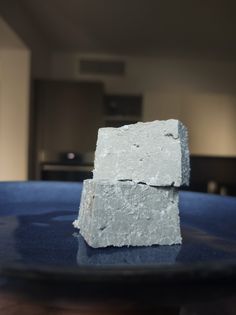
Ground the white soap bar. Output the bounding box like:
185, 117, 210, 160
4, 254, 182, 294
93, 119, 190, 187
73, 179, 182, 248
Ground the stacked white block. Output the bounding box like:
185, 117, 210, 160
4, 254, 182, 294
93, 120, 190, 187
73, 120, 190, 248
73, 180, 181, 248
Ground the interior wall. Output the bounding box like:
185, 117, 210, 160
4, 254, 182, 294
0, 1, 51, 78
0, 17, 26, 49
145, 92, 236, 156
51, 52, 236, 156
0, 19, 30, 180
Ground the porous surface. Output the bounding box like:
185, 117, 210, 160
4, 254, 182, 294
73, 179, 182, 248
93, 119, 190, 187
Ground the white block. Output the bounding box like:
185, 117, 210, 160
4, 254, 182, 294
93, 119, 190, 187
73, 179, 182, 248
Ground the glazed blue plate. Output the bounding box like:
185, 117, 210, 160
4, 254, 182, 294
0, 183, 236, 285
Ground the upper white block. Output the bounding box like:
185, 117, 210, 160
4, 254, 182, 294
93, 120, 190, 187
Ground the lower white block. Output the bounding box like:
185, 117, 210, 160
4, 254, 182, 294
73, 179, 182, 248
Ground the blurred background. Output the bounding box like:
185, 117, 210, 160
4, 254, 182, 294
0, 0, 236, 195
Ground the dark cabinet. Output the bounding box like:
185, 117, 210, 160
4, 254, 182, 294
104, 94, 142, 127
33, 80, 104, 179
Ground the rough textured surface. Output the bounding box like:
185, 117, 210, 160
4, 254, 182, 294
93, 119, 190, 187
73, 179, 182, 248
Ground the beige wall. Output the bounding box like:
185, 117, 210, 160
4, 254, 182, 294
51, 52, 236, 156
0, 18, 26, 49
0, 19, 30, 180
0, 3, 50, 78
145, 92, 236, 156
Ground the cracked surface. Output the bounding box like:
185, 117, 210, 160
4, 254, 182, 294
93, 119, 190, 187
74, 180, 182, 248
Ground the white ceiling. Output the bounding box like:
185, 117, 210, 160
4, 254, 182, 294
20, 0, 236, 56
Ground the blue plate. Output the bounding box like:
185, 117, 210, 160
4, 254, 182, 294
0, 190, 236, 285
